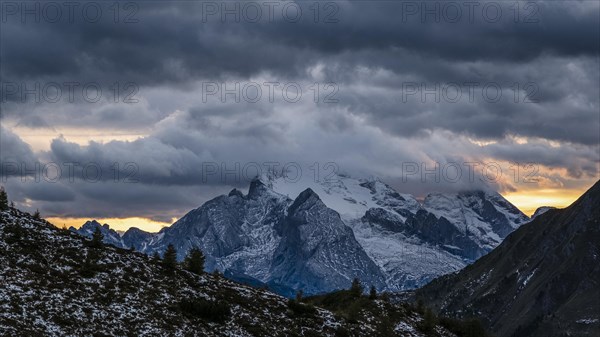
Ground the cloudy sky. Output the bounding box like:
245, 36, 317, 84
1, 0, 598, 231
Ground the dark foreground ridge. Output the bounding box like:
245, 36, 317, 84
1, 206, 480, 336
416, 180, 600, 337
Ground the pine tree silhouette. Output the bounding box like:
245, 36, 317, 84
183, 247, 205, 275
350, 278, 363, 297
369, 285, 377, 300
90, 227, 104, 248
0, 187, 8, 211
162, 244, 178, 272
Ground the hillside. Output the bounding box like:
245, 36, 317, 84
0, 205, 467, 336
415, 180, 600, 337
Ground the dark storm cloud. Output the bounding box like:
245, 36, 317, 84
332, 53, 600, 146
2, 1, 597, 145
0, 1, 598, 222
3, 177, 227, 222
2, 1, 598, 84
7, 181, 76, 202
0, 126, 38, 176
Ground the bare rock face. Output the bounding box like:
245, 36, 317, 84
270, 188, 386, 295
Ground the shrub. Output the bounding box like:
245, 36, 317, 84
439, 317, 489, 337
375, 317, 395, 337
417, 308, 436, 334
79, 255, 99, 278
346, 301, 362, 323
287, 299, 317, 317
179, 298, 231, 323
334, 326, 350, 337
4, 223, 26, 244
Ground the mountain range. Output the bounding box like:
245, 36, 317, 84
5, 175, 599, 336
72, 173, 529, 296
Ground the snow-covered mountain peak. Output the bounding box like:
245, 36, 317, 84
289, 188, 321, 210
247, 176, 290, 203
81, 219, 108, 230
263, 171, 421, 222
422, 189, 529, 249
71, 219, 126, 248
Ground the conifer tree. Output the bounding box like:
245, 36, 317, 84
90, 227, 104, 248
369, 285, 377, 300
33, 209, 41, 219
350, 278, 363, 297
295, 290, 304, 302
162, 244, 178, 272
0, 187, 8, 211
183, 247, 205, 274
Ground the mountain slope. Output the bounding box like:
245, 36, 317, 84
266, 172, 528, 289
415, 180, 600, 337
531, 206, 557, 219
0, 206, 460, 336
140, 180, 385, 296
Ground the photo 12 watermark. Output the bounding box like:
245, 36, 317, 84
200, 81, 339, 104
1, 161, 139, 183
400, 161, 540, 184
1, 1, 140, 24
400, 82, 539, 104
398, 1, 540, 24
1, 160, 541, 186
197, 1, 340, 23
0, 81, 140, 104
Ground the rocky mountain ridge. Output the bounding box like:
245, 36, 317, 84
73, 174, 529, 295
